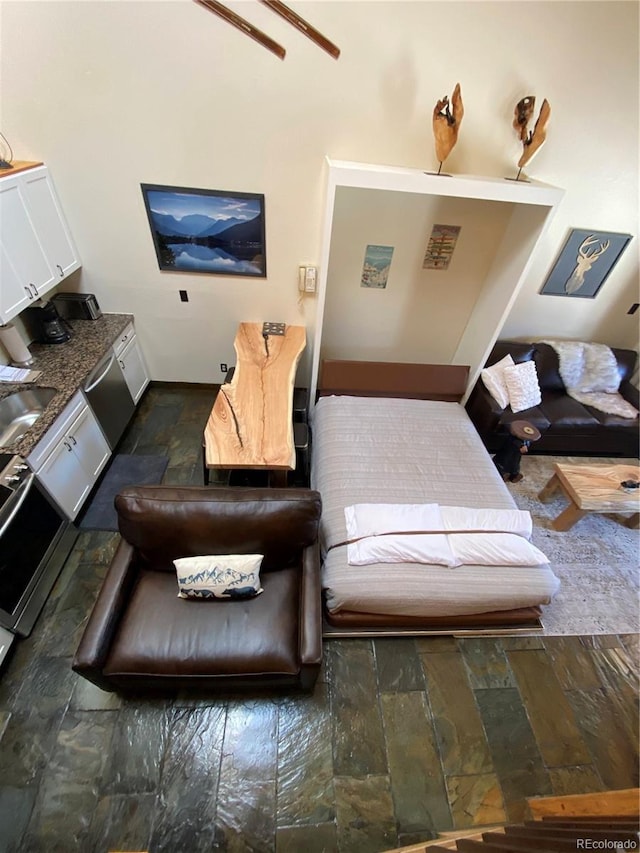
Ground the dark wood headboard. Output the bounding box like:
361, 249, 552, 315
318, 360, 470, 402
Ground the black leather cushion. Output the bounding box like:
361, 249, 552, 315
105, 566, 300, 679
534, 344, 565, 391
539, 391, 599, 428
498, 406, 550, 432
115, 487, 322, 572
583, 405, 640, 430
487, 341, 535, 367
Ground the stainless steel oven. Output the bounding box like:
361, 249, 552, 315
0, 454, 77, 644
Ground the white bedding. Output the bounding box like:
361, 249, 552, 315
344, 503, 548, 568
310, 395, 560, 618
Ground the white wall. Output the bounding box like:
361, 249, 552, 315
323, 188, 514, 363
1, 1, 638, 383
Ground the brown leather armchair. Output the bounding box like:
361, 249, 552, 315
73, 487, 323, 694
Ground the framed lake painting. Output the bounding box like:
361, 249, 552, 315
141, 184, 266, 277
539, 228, 632, 298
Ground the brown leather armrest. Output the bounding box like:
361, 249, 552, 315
72, 539, 137, 690
298, 542, 322, 687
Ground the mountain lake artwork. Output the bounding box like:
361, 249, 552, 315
141, 184, 267, 277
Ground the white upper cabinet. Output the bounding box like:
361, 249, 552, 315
20, 167, 81, 280
0, 176, 55, 319
0, 164, 81, 323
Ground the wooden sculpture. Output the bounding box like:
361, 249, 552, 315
513, 96, 551, 179
432, 83, 464, 173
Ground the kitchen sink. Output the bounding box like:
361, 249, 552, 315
0, 387, 57, 447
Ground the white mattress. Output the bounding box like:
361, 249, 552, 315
310, 395, 560, 618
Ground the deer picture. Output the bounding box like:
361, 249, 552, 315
564, 235, 610, 294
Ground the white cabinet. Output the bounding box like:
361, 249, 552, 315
113, 324, 150, 403
0, 176, 55, 319
27, 392, 110, 520
0, 164, 81, 323
20, 167, 81, 281
0, 243, 35, 320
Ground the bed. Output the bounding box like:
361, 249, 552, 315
310, 360, 561, 635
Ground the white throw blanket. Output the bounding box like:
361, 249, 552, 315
344, 503, 548, 568
542, 340, 639, 419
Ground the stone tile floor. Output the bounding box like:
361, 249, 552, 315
0, 386, 638, 853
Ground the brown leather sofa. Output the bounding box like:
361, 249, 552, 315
465, 340, 640, 457
73, 486, 323, 694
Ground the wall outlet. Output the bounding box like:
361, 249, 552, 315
220, 363, 228, 373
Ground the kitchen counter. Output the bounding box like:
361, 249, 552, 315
0, 313, 133, 457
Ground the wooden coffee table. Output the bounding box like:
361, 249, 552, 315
538, 462, 640, 531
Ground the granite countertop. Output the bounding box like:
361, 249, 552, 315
0, 313, 133, 458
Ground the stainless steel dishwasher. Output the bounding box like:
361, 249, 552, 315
83, 352, 136, 449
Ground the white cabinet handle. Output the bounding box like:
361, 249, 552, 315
24, 286, 34, 301
57, 264, 64, 276
63, 440, 72, 452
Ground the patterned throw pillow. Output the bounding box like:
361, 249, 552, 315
503, 361, 542, 413
480, 354, 514, 409
173, 554, 264, 600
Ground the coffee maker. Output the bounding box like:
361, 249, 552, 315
26, 300, 72, 344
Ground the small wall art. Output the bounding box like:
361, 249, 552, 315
361, 244, 394, 289
422, 224, 461, 270
141, 183, 266, 277
540, 228, 632, 298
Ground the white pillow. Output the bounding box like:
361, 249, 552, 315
345, 503, 442, 539
448, 533, 549, 567
480, 354, 514, 408
174, 554, 264, 600
347, 533, 456, 567
503, 361, 542, 413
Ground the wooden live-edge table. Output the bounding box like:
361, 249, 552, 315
204, 322, 305, 487
538, 462, 640, 531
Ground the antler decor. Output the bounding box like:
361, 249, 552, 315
432, 83, 464, 174
512, 95, 551, 180
564, 235, 610, 294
